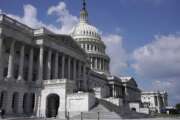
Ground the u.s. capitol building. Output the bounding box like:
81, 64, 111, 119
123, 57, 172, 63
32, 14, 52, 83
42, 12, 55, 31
0, 0, 168, 118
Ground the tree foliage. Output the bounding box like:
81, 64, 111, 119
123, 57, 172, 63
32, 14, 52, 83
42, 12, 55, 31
176, 103, 180, 111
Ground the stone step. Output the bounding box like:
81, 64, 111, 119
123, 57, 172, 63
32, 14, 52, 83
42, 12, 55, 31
72, 112, 122, 119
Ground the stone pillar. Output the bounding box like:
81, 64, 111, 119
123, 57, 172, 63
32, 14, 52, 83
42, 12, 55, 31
78, 61, 82, 78
7, 41, 15, 79
114, 86, 117, 98
125, 86, 128, 99
54, 52, 59, 79
61, 54, 65, 78
90, 57, 93, 69
107, 61, 109, 72
102, 59, 104, 71
68, 56, 71, 80
112, 85, 115, 97
0, 37, 3, 81
157, 95, 160, 112
77, 61, 82, 90
73, 59, 76, 80
99, 58, 102, 70
35, 93, 41, 116
47, 50, 52, 80
85, 43, 87, 51
6, 91, 13, 114
118, 87, 120, 97
28, 48, 34, 82
37, 46, 44, 84
17, 93, 24, 114
17, 45, 25, 81
83, 64, 87, 91
105, 61, 107, 72
95, 57, 97, 70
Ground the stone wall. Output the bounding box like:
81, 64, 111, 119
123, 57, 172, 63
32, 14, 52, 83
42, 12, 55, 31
67, 92, 96, 112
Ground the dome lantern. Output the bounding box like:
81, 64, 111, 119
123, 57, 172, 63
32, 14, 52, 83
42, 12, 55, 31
80, 0, 88, 23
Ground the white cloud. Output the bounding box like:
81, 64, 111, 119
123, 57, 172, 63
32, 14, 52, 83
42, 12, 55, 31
47, 2, 78, 34
132, 34, 180, 78
132, 34, 180, 105
7, 4, 44, 28
5, 2, 77, 34
102, 34, 128, 76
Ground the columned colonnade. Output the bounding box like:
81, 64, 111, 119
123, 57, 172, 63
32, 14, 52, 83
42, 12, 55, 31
0, 36, 87, 115
111, 84, 123, 98
38, 45, 87, 91
1, 38, 87, 88
89, 56, 109, 72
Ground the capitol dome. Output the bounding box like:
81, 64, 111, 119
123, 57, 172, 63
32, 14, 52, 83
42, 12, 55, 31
71, 22, 100, 39
71, 0, 110, 74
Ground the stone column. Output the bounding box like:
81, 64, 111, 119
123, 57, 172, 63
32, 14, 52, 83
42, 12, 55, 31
37, 46, 44, 84
118, 87, 120, 97
90, 57, 93, 69
47, 50, 52, 80
102, 59, 104, 71
78, 61, 82, 78
157, 95, 160, 112
77, 61, 82, 90
28, 48, 34, 82
95, 57, 97, 70
112, 85, 115, 97
54, 52, 59, 79
61, 54, 65, 78
17, 93, 24, 114
83, 64, 87, 91
68, 56, 71, 80
73, 59, 76, 80
7, 41, 15, 79
35, 93, 41, 116
125, 86, 128, 98
99, 59, 101, 70
105, 61, 107, 72
6, 91, 13, 114
97, 58, 99, 69
85, 43, 87, 51
0, 37, 3, 81
114, 86, 117, 98
107, 61, 109, 72
17, 45, 25, 81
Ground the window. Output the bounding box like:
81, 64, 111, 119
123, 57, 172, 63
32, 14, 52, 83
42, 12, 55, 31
87, 44, 89, 50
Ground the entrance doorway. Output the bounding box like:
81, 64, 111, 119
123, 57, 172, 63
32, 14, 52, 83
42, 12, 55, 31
46, 94, 60, 118
131, 107, 136, 112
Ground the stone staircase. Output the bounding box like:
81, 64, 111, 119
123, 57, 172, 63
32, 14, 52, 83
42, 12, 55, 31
72, 99, 123, 119
5, 98, 149, 120
72, 98, 149, 119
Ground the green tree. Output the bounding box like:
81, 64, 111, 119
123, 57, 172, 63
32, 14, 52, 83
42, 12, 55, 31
176, 103, 180, 112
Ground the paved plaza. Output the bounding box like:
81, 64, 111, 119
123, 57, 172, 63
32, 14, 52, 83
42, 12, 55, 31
1, 117, 180, 120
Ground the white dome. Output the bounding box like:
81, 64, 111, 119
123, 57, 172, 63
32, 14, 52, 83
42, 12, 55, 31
71, 22, 100, 39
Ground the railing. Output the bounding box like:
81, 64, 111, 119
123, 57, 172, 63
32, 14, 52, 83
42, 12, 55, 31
35, 112, 122, 120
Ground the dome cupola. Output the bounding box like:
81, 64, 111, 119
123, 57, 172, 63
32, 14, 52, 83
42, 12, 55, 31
80, 0, 88, 23
71, 0, 110, 74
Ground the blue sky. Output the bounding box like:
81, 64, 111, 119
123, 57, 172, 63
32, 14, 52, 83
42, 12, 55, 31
0, 0, 180, 105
